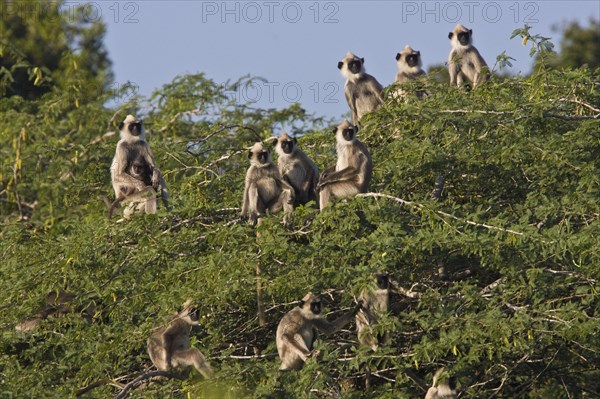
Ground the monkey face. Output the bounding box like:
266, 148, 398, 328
300, 293, 322, 315
128, 121, 143, 136
249, 143, 272, 166
189, 307, 200, 322
255, 149, 269, 164
347, 58, 363, 74
457, 30, 471, 46
376, 274, 390, 290
279, 138, 296, 155
406, 52, 420, 68
309, 300, 322, 315
341, 127, 356, 142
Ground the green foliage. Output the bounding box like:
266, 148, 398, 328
1, 23, 599, 399
0, 0, 112, 99
531, 18, 600, 71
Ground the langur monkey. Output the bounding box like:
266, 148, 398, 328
15, 291, 95, 332
147, 300, 213, 379
355, 273, 392, 351
241, 142, 295, 225
317, 119, 372, 210
394, 45, 428, 99
424, 368, 458, 399
276, 292, 362, 371
448, 24, 489, 87
274, 133, 319, 207
109, 115, 169, 218
338, 52, 384, 125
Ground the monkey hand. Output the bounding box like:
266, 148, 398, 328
353, 301, 364, 314
248, 213, 258, 226
152, 168, 162, 190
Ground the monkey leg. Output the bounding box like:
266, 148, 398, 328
319, 181, 360, 210
120, 186, 157, 218
144, 196, 157, 215
159, 178, 170, 209
279, 334, 312, 370
172, 348, 213, 379
269, 189, 294, 224
246, 185, 266, 224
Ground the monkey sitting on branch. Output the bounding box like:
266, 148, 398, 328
317, 119, 372, 210
105, 114, 169, 219
241, 142, 295, 225
448, 23, 490, 88
147, 300, 213, 379
276, 292, 362, 371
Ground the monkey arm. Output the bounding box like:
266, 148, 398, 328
370, 79, 385, 105
314, 303, 362, 335
278, 177, 295, 204
112, 144, 148, 189
283, 332, 313, 360
317, 166, 358, 189
319, 165, 336, 181
161, 329, 179, 368
141, 144, 165, 190
345, 84, 359, 124
448, 51, 461, 85
241, 180, 251, 216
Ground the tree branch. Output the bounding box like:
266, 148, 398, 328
114, 370, 180, 399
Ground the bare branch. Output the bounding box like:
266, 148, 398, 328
357, 193, 552, 242
114, 370, 180, 399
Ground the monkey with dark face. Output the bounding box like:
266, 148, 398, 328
338, 52, 384, 125
276, 293, 362, 370
274, 133, 319, 207
356, 273, 392, 351
393, 45, 428, 99
448, 24, 489, 87
317, 119, 372, 210
241, 142, 295, 225
147, 300, 213, 379
109, 115, 169, 218
425, 368, 457, 399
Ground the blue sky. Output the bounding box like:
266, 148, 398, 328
100, 1, 599, 120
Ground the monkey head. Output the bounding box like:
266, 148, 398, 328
338, 52, 364, 79
448, 24, 472, 47
248, 142, 272, 167
335, 119, 358, 145
181, 299, 201, 325
276, 133, 297, 156
299, 292, 322, 318
376, 273, 390, 290
396, 45, 422, 69
119, 114, 144, 139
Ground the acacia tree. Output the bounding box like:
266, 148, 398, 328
0, 25, 599, 399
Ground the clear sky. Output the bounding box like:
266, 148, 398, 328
100, 1, 599, 120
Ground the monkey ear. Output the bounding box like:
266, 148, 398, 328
448, 32, 453, 39
395, 53, 401, 61
354, 126, 360, 133
337, 61, 343, 70
332, 127, 338, 134
298, 300, 305, 308
360, 57, 365, 64
118, 122, 125, 130
247, 150, 253, 159
416, 51, 421, 56
469, 29, 473, 34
